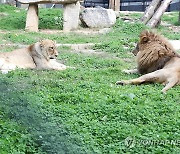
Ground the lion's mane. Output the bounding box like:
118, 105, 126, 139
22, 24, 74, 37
136, 30, 179, 74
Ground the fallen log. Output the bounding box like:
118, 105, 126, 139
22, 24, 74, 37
147, 0, 173, 28
140, 0, 161, 24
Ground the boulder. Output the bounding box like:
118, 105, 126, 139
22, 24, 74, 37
80, 8, 116, 28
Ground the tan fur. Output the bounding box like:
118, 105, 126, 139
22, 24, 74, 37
132, 30, 179, 74
117, 30, 180, 93
0, 39, 67, 73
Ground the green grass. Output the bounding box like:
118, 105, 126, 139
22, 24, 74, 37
162, 12, 180, 26
0, 5, 63, 30
0, 110, 43, 153
0, 4, 180, 154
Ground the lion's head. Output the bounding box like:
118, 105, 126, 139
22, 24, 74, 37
39, 39, 58, 60
132, 30, 179, 74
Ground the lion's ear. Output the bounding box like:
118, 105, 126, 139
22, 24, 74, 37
39, 40, 43, 47
140, 36, 149, 44
158, 50, 165, 57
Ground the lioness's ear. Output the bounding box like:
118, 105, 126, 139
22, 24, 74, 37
140, 36, 149, 43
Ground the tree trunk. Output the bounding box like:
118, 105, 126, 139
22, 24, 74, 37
147, 0, 172, 28
141, 0, 161, 24
179, 9, 180, 24
109, 0, 120, 11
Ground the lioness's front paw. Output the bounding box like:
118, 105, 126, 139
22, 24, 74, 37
67, 66, 76, 69
1, 70, 9, 74
56, 66, 67, 70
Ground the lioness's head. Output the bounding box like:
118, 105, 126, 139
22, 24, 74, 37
39, 39, 58, 60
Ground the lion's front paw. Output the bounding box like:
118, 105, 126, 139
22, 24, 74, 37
122, 69, 131, 74
116, 80, 129, 85
122, 69, 138, 74
161, 89, 167, 94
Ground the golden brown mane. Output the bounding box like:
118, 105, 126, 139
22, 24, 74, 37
136, 30, 179, 74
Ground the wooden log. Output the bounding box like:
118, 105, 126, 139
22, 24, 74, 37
109, 0, 120, 11
140, 0, 161, 24
147, 0, 173, 28
115, 0, 120, 11
179, 10, 180, 24
109, 0, 115, 10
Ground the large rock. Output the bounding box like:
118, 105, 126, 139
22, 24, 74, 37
80, 8, 116, 28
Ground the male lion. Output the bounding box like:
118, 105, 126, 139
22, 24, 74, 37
116, 30, 180, 93
0, 39, 67, 73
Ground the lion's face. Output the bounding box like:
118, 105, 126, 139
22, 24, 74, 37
40, 39, 58, 60
132, 43, 140, 56
132, 31, 151, 56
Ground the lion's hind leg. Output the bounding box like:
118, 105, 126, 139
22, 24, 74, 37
161, 77, 178, 93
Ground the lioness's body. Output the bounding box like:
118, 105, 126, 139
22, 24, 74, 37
0, 48, 36, 69
0, 39, 67, 73
116, 30, 180, 93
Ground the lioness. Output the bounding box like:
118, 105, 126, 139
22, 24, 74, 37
116, 30, 180, 93
0, 39, 67, 73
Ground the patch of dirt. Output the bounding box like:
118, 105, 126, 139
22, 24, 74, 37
119, 11, 143, 23
161, 21, 180, 33
0, 44, 26, 48
66, 49, 121, 60
168, 25, 180, 33
39, 28, 111, 35
0, 30, 8, 34
122, 58, 133, 63
57, 43, 97, 50
0, 12, 8, 17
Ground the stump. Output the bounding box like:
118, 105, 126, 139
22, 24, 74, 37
16, 0, 81, 32
63, 1, 80, 32
25, 4, 39, 32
